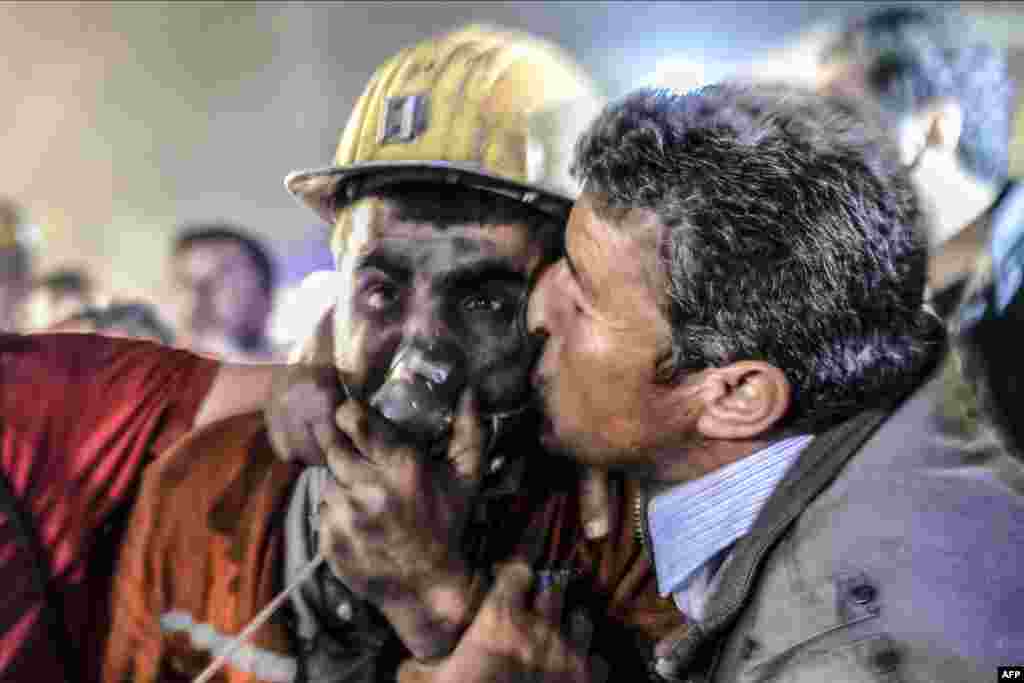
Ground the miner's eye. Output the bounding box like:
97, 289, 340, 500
461, 292, 512, 315
365, 282, 400, 312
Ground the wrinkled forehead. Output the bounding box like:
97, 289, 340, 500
337, 196, 547, 277
816, 58, 869, 101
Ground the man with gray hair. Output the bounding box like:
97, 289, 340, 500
382, 84, 1024, 682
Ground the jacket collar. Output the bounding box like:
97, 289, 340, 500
652, 407, 890, 680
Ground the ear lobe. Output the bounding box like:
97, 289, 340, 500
695, 362, 791, 441
907, 98, 963, 164
900, 98, 962, 170
925, 98, 963, 153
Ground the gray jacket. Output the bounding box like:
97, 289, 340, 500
655, 373, 1024, 682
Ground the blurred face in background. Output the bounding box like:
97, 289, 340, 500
170, 239, 270, 349
49, 302, 173, 345
0, 246, 30, 332
27, 287, 91, 329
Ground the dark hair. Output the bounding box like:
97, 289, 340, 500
364, 182, 566, 266
0, 245, 28, 280
37, 268, 92, 298
173, 224, 276, 296
0, 198, 29, 280
824, 6, 1014, 185
572, 84, 947, 432
63, 301, 175, 345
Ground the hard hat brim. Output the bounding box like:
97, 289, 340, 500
285, 160, 574, 226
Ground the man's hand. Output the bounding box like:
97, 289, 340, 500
317, 390, 487, 659
397, 562, 601, 683
265, 306, 347, 466
266, 305, 616, 538
265, 363, 347, 467
579, 468, 614, 541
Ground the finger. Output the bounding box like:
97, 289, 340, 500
265, 366, 331, 466
264, 400, 292, 463
312, 412, 357, 462
314, 421, 375, 489
317, 496, 354, 569
486, 561, 534, 613
447, 389, 485, 484
567, 608, 594, 654
334, 400, 373, 456
579, 468, 613, 541
533, 571, 568, 622
297, 423, 328, 467
347, 482, 391, 522
396, 659, 439, 683
293, 364, 348, 467
320, 472, 367, 518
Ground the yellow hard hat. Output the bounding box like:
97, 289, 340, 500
285, 25, 604, 252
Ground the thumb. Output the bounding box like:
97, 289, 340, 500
486, 560, 533, 613
579, 467, 614, 540
446, 389, 485, 485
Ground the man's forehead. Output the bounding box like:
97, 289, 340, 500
345, 195, 543, 267
569, 192, 665, 303
174, 241, 252, 278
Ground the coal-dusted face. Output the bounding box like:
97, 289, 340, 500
332, 189, 553, 442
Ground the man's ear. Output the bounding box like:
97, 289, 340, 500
901, 98, 963, 167
692, 361, 791, 440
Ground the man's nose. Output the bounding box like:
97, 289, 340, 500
527, 259, 566, 338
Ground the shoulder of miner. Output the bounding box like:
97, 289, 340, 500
278, 433, 587, 682
104, 411, 304, 683
469, 449, 683, 679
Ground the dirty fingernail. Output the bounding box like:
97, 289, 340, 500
584, 518, 609, 540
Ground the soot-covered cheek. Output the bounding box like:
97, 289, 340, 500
335, 294, 403, 397
458, 311, 533, 410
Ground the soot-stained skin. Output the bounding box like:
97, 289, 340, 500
333, 196, 548, 417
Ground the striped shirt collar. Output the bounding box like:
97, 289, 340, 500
647, 435, 814, 598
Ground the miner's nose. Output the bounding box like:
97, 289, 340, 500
402, 292, 450, 342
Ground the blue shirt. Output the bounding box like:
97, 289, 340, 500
647, 435, 813, 621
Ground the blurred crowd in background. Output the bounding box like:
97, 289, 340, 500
1, 209, 283, 359
4, 3, 1024, 682
1, 0, 1021, 364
